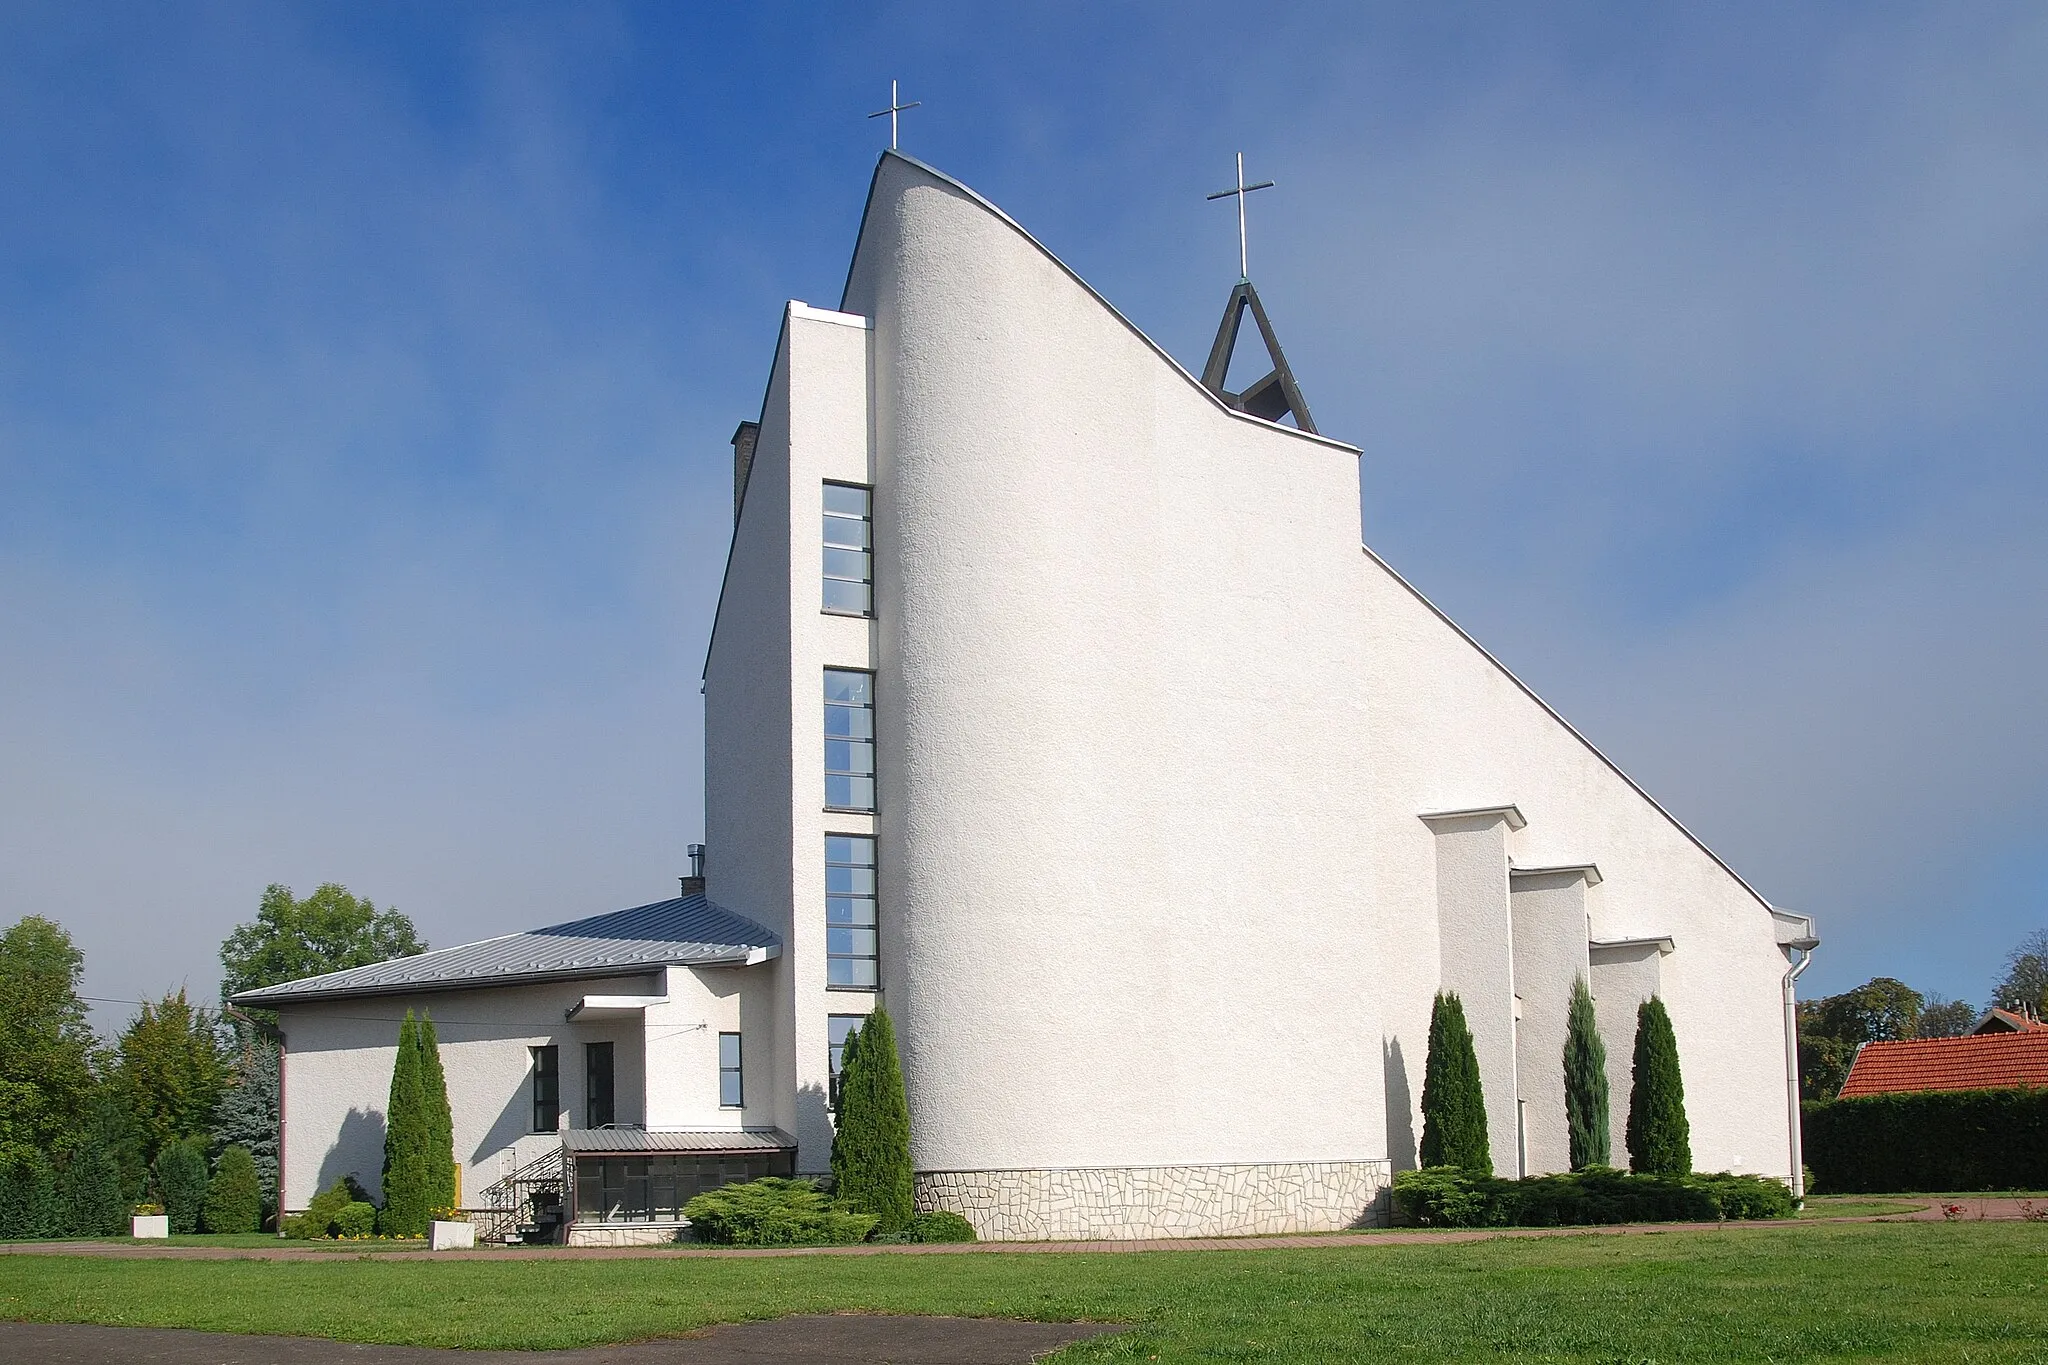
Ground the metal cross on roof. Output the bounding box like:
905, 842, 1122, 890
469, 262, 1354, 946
867, 79, 921, 151
1206, 152, 1275, 282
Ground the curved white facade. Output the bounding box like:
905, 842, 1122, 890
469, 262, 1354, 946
698, 153, 1809, 1238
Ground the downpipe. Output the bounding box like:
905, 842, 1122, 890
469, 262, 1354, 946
1782, 945, 1815, 1205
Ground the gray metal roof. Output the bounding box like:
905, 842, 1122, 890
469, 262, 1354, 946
565, 1128, 795, 1153
230, 895, 780, 1005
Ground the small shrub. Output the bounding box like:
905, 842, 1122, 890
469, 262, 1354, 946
1692, 1172, 1797, 1220
202, 1146, 263, 1234
1391, 1167, 1495, 1227
285, 1177, 368, 1239
153, 1140, 209, 1235
906, 1210, 978, 1243
334, 1201, 377, 1237
682, 1177, 878, 1246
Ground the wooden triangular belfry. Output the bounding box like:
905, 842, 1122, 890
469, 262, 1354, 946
1199, 280, 1316, 434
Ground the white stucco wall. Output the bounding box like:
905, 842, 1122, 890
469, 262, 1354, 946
1590, 940, 1668, 1141
1360, 548, 1795, 1178
1424, 811, 1519, 1172
276, 976, 654, 1210
1509, 869, 1597, 1175
705, 302, 876, 1171
840, 155, 1387, 1174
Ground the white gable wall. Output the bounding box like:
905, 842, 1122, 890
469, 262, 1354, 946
1361, 549, 1793, 1178
843, 157, 1388, 1190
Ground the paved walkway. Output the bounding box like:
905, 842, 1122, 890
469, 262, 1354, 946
2, 1196, 2036, 1263
0, 1318, 1119, 1364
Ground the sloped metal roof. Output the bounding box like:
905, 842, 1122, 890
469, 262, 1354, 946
230, 895, 780, 1005
565, 1128, 795, 1153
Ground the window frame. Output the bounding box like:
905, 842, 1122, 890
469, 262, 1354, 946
823, 668, 876, 814
530, 1044, 559, 1133
824, 833, 879, 992
821, 480, 873, 618
585, 1040, 615, 1129
718, 1032, 743, 1109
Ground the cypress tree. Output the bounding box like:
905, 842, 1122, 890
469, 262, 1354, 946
1625, 996, 1692, 1175
381, 1011, 428, 1236
416, 1013, 457, 1217
1418, 991, 1491, 1176
0, 1154, 63, 1238
154, 1138, 209, 1234
202, 1145, 263, 1234
828, 1008, 913, 1235
1563, 975, 1611, 1169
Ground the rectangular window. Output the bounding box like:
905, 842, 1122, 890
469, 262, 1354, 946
573, 1151, 794, 1222
530, 1045, 559, 1133
718, 1032, 743, 1108
828, 1014, 864, 1110
824, 669, 875, 812
822, 482, 872, 615
585, 1041, 614, 1128
826, 835, 878, 989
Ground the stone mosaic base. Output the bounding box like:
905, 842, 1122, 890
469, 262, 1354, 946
564, 1220, 686, 1247
916, 1160, 1391, 1241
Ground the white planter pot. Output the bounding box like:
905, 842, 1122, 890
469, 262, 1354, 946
428, 1219, 474, 1250
131, 1214, 169, 1239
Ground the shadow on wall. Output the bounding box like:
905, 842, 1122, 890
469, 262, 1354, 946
1384, 1037, 1417, 1171
318, 1108, 387, 1202
477, 1083, 540, 1179
796, 1081, 831, 1172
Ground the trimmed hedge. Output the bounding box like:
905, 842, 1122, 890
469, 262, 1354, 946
1391, 1165, 1794, 1228
1803, 1088, 2048, 1193
906, 1210, 978, 1243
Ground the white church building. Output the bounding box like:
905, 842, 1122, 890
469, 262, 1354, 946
236, 151, 1818, 1243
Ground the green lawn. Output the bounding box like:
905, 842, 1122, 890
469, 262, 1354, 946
3, 1223, 2046, 1361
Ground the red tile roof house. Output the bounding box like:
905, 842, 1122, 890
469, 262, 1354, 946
1837, 1030, 2048, 1098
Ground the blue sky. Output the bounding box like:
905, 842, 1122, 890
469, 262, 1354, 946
1, 2, 2043, 1026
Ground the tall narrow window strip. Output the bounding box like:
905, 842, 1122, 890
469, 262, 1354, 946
718, 1033, 743, 1108
824, 669, 875, 812
530, 1045, 558, 1133
822, 482, 872, 615
828, 1015, 864, 1110
585, 1041, 615, 1129
826, 834, 879, 989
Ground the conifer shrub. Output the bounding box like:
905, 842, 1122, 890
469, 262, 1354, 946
681, 1177, 877, 1246
202, 1145, 263, 1234
828, 1008, 915, 1235
1419, 992, 1491, 1176
60, 1143, 128, 1236
333, 1201, 378, 1237
416, 1013, 457, 1218
283, 1177, 368, 1238
1391, 1165, 1791, 1227
381, 1011, 428, 1237
906, 1210, 978, 1243
0, 1153, 64, 1239
1563, 975, 1611, 1169
154, 1139, 209, 1235
1625, 997, 1692, 1174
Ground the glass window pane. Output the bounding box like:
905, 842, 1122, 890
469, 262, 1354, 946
827, 957, 857, 987
844, 958, 879, 988
823, 669, 872, 704
829, 1015, 861, 1048
823, 514, 870, 549
824, 738, 874, 775
720, 1070, 743, 1108
822, 483, 870, 517
826, 895, 877, 925
822, 578, 871, 614
825, 834, 873, 863
824, 704, 873, 739
829, 926, 878, 956
823, 547, 871, 582
824, 866, 876, 895
719, 1033, 741, 1069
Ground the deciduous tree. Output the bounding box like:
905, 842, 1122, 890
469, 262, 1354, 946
114, 990, 226, 1164
0, 916, 98, 1167
1992, 930, 2048, 1017
219, 884, 426, 1003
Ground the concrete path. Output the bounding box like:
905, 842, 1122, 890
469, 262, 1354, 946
0, 1318, 1118, 1364
3, 1197, 2036, 1264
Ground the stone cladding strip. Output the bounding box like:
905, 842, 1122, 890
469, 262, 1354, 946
915, 1160, 1391, 1241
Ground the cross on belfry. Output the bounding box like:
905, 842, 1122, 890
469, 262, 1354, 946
1205, 152, 1275, 282
868, 79, 921, 151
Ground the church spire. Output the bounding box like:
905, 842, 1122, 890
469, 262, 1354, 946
1200, 155, 1315, 432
